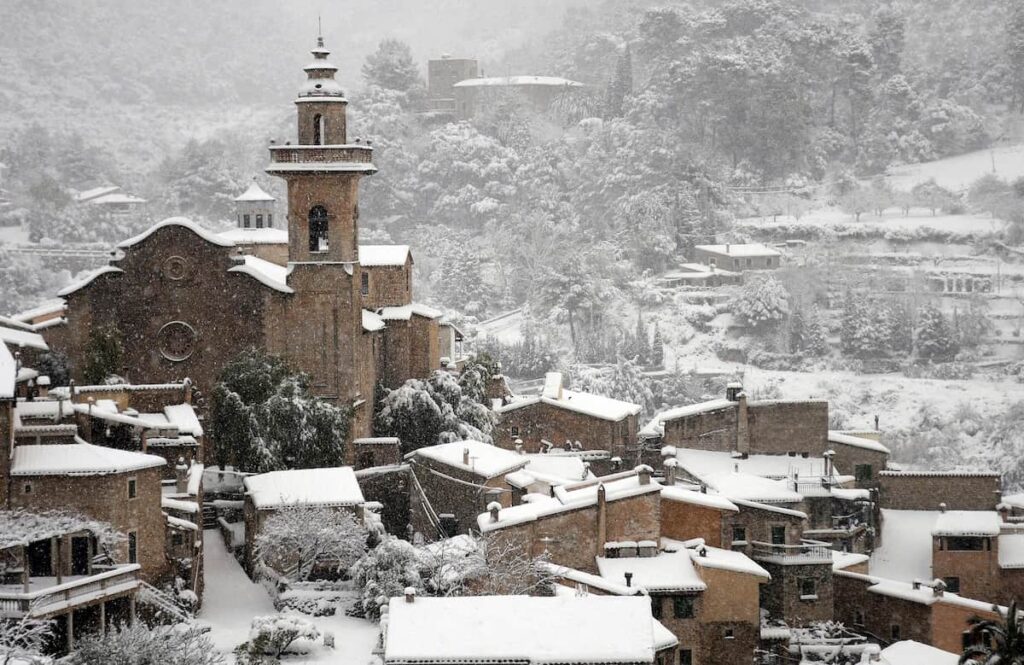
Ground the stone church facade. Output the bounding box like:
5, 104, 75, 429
42, 37, 441, 460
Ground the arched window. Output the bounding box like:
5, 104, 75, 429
309, 205, 329, 252
313, 113, 325, 145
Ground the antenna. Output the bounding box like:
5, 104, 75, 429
317, 15, 324, 48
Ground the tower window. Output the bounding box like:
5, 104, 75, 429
128, 532, 138, 564
268, 213, 273, 228
313, 113, 325, 145
360, 271, 369, 296
243, 214, 251, 228
256, 214, 263, 228
309, 206, 329, 252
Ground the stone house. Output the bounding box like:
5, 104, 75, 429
692, 243, 781, 271
878, 470, 1002, 511
242, 466, 365, 576
382, 593, 678, 665
31, 38, 445, 458
493, 372, 641, 462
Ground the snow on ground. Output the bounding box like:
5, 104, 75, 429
886, 143, 1024, 193
869, 510, 939, 583
477, 308, 524, 344
199, 528, 380, 664
736, 208, 1006, 236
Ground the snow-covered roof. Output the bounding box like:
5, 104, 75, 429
0, 341, 15, 399
828, 430, 890, 454
11, 443, 166, 476
496, 389, 642, 423
453, 75, 585, 89
931, 511, 1002, 537
228, 255, 293, 293
660, 486, 738, 512
162, 497, 200, 514
694, 243, 781, 257
999, 533, 1024, 569
89, 193, 146, 205
640, 399, 735, 437
832, 550, 870, 571
234, 180, 275, 202
57, 266, 124, 297
74, 185, 120, 202
597, 550, 707, 593
522, 454, 591, 483
384, 595, 664, 664
684, 468, 803, 504
117, 217, 235, 249
0, 324, 49, 351
362, 310, 386, 332
359, 245, 410, 267
218, 227, 288, 244
414, 440, 528, 478
685, 543, 770, 579
870, 509, 940, 582
1001, 493, 1024, 510
11, 299, 65, 323
377, 303, 442, 321
677, 448, 837, 481
244, 467, 363, 509
879, 641, 958, 665
164, 403, 203, 436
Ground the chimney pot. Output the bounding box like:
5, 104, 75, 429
634, 465, 653, 486
624, 572, 633, 587
463, 448, 470, 465
940, 502, 947, 513
488, 501, 501, 523
404, 587, 416, 603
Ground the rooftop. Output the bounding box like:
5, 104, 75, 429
218, 228, 288, 245
694, 243, 781, 257
639, 398, 735, 437
377, 303, 442, 321
497, 373, 641, 422
228, 255, 293, 293
244, 467, 364, 509
0, 324, 49, 352
414, 440, 528, 479
384, 595, 665, 664
11, 442, 166, 476
828, 430, 891, 454
597, 550, 707, 593
932, 511, 1002, 537
452, 75, 584, 89
359, 245, 410, 267
234, 180, 276, 202
879, 641, 958, 665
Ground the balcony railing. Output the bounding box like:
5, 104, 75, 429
0, 564, 140, 618
749, 540, 833, 565
268, 145, 373, 164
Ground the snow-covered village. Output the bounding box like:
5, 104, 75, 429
5, 1, 1024, 664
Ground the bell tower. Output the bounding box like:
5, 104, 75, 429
266, 34, 376, 265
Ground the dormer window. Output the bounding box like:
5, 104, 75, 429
309, 206, 329, 252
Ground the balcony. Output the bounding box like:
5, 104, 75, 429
749, 540, 833, 565
267, 145, 377, 175
0, 564, 140, 618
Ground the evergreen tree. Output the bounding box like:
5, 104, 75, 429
803, 306, 830, 357
734, 276, 790, 330
361, 38, 424, 103
82, 324, 123, 384
605, 44, 633, 118
635, 311, 650, 364
916, 305, 960, 360
650, 322, 665, 368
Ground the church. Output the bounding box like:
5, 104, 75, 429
36, 36, 444, 454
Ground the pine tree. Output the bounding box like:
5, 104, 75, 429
650, 322, 665, 368
635, 311, 650, 364
916, 305, 960, 360
804, 306, 830, 357
604, 44, 633, 118
82, 324, 123, 384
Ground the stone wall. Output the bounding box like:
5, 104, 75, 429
832, 573, 933, 645
660, 498, 727, 547
830, 442, 888, 489
493, 401, 637, 461
878, 472, 1002, 511
356, 465, 411, 538
759, 561, 833, 624
662, 405, 737, 452
10, 466, 167, 583
723, 505, 805, 548
747, 401, 828, 456
411, 456, 513, 539
362, 264, 411, 309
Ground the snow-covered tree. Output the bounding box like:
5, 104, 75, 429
234, 615, 319, 663
734, 276, 790, 330
418, 535, 555, 598
916, 304, 960, 360
350, 536, 422, 621
361, 39, 424, 100
73, 623, 223, 665
0, 614, 51, 665
572, 356, 654, 417
254, 505, 368, 582
82, 324, 123, 384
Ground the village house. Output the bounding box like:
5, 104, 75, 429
26, 37, 447, 458
242, 466, 365, 576
493, 372, 642, 462
692, 243, 781, 271
382, 593, 679, 665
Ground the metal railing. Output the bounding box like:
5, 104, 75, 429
0, 564, 140, 618
749, 540, 833, 564
269, 145, 373, 164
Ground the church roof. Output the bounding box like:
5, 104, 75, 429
228, 255, 293, 293
117, 217, 234, 250
360, 245, 410, 267
234, 180, 275, 203
218, 228, 288, 244
57, 266, 123, 297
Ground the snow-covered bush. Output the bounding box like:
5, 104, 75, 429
73, 623, 222, 665
350, 536, 422, 621
0, 614, 51, 665
916, 305, 960, 361
254, 505, 368, 582
234, 614, 320, 662
732, 276, 790, 330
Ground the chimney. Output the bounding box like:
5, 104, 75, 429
174, 457, 189, 494
664, 459, 678, 486
514, 438, 524, 455
912, 580, 921, 590
37, 375, 50, 399
182, 377, 193, 404
463, 448, 470, 466
635, 465, 652, 486
726, 382, 743, 402
488, 501, 501, 523
699, 546, 708, 558
404, 587, 416, 603
700, 483, 707, 494
725, 243, 731, 254
933, 579, 946, 597
624, 572, 633, 588
736, 391, 750, 455
940, 502, 947, 513
597, 484, 607, 548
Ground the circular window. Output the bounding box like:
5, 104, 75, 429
163, 256, 190, 281
158, 321, 197, 362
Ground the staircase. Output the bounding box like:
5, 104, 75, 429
201, 504, 218, 529
137, 581, 191, 623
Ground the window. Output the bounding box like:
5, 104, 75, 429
947, 537, 985, 551
511, 426, 520, 437
171, 533, 183, 546
360, 271, 369, 296
745, 258, 752, 267
309, 206, 329, 252
127, 478, 137, 499
854, 609, 865, 625
256, 214, 264, 229
724, 628, 734, 640
771, 525, 786, 545
733, 259, 740, 268
890, 624, 901, 641
313, 113, 324, 145
680, 649, 693, 665
767, 257, 774, 267
855, 464, 873, 482
128, 532, 138, 564
267, 213, 273, 228
23, 483, 31, 494
651, 596, 662, 620
732, 526, 746, 544
800, 578, 817, 600
243, 214, 251, 228
673, 596, 695, 619
943, 577, 961, 594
